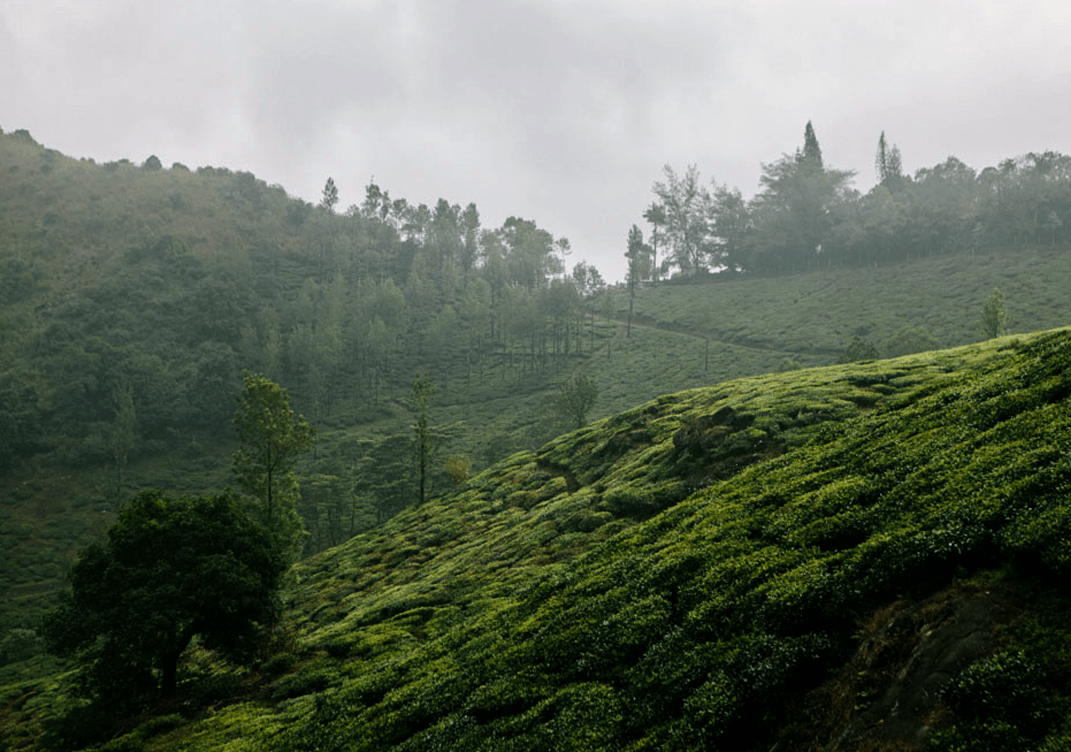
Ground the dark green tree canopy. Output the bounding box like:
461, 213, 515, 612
42, 490, 287, 705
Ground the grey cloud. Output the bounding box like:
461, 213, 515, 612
4, 0, 1071, 280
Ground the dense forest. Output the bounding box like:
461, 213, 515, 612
0, 127, 606, 485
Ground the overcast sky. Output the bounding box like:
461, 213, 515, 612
4, 0, 1071, 281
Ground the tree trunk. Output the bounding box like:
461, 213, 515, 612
160, 629, 195, 696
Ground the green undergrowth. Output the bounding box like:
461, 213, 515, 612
5, 329, 1071, 750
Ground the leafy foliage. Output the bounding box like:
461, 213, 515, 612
233, 373, 315, 558
41, 491, 286, 709
557, 373, 599, 430
7, 127, 1071, 750
26, 328, 1047, 752
645, 126, 1071, 277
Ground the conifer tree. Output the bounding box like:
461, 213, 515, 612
802, 121, 823, 169
320, 177, 339, 213
875, 131, 904, 187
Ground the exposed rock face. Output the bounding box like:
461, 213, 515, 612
774, 584, 1014, 751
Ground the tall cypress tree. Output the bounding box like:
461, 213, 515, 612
802, 121, 823, 169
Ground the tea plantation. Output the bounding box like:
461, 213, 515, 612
4, 329, 1071, 751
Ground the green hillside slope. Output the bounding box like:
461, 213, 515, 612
6, 328, 1070, 751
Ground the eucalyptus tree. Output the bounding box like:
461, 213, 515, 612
652, 165, 711, 275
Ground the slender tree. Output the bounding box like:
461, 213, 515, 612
411, 375, 435, 506
625, 224, 647, 338
875, 131, 904, 188
643, 202, 667, 284
802, 120, 823, 169
232, 373, 314, 559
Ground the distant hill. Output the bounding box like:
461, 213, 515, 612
4, 328, 1070, 750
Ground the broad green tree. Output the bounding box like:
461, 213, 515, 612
558, 372, 599, 430
749, 122, 854, 272
232, 373, 314, 558
652, 164, 710, 275
42, 491, 286, 705
709, 184, 750, 270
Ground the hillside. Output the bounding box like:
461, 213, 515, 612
4, 328, 1070, 750
4, 128, 1071, 698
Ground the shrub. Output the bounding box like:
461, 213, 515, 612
931, 651, 1058, 750
884, 325, 940, 356
979, 287, 1008, 339
839, 336, 880, 363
